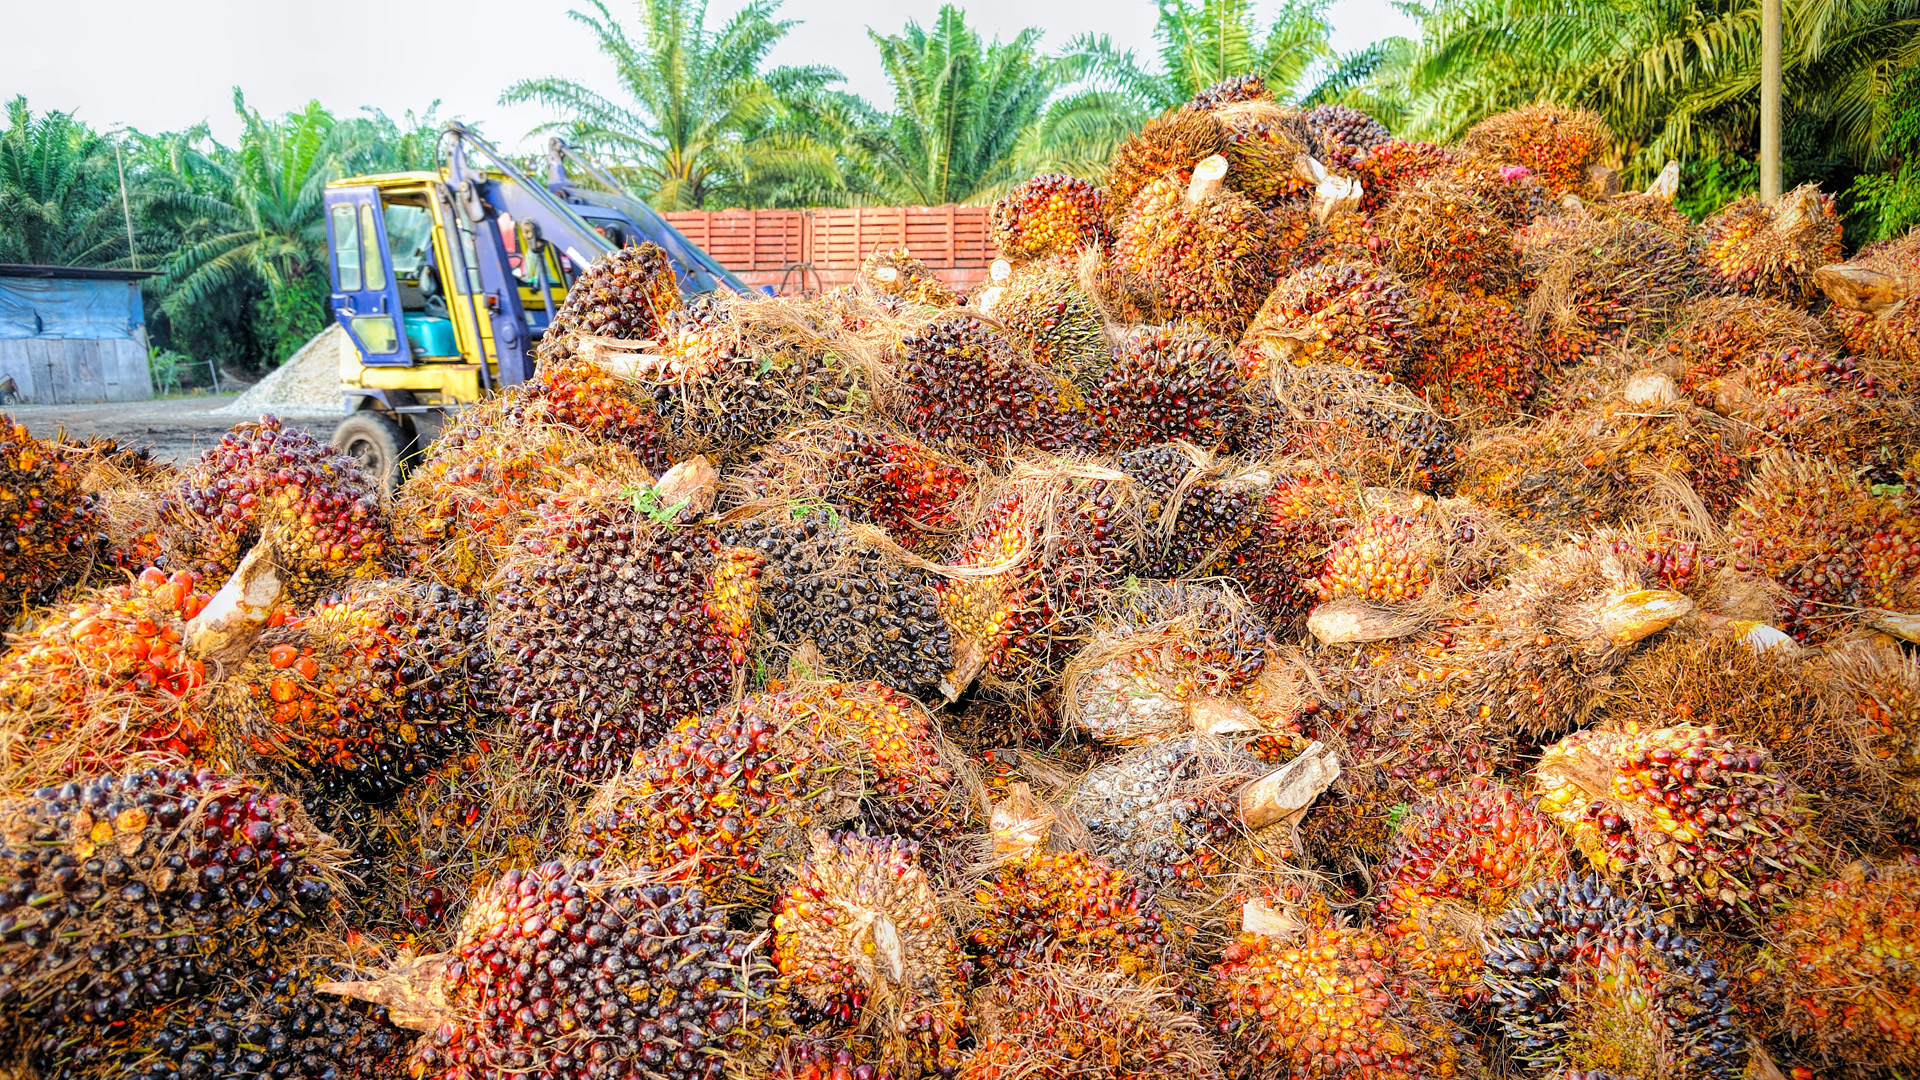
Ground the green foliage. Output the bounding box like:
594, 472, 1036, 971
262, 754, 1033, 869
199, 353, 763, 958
147, 347, 184, 395
0, 97, 139, 266
1848, 64, 1920, 241
500, 0, 844, 209
1677, 156, 1759, 221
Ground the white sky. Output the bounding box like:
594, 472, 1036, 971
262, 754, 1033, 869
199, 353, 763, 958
4, 0, 1417, 153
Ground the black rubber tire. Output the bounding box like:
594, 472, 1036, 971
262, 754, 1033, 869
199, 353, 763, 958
330, 411, 413, 490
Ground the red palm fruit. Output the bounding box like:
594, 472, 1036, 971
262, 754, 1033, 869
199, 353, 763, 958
1461, 104, 1615, 197
0, 767, 342, 1036
516, 355, 671, 467
544, 240, 682, 343
0, 566, 211, 781
1537, 724, 1814, 925
968, 848, 1188, 979
1406, 283, 1546, 424
1831, 643, 1920, 831
1317, 509, 1439, 605
1211, 922, 1464, 1080
1103, 111, 1228, 229
1661, 295, 1832, 389
203, 578, 490, 802
1758, 859, 1920, 1068
1698, 183, 1844, 306
1377, 172, 1522, 292
1237, 262, 1415, 378
862, 247, 958, 306
991, 174, 1109, 258
1097, 322, 1248, 449
965, 965, 1222, 1080
1819, 231, 1920, 368
1240, 363, 1458, 491
1115, 170, 1279, 339
1373, 783, 1573, 1004
1517, 211, 1693, 364
0, 419, 115, 616
772, 832, 967, 1080
898, 315, 1097, 456
1225, 466, 1361, 623
730, 422, 978, 558
160, 416, 392, 604
1354, 140, 1457, 214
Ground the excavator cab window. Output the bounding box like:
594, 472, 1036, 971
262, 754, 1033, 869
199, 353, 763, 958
381, 195, 460, 358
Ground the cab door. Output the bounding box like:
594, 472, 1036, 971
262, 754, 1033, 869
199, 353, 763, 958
324, 186, 411, 365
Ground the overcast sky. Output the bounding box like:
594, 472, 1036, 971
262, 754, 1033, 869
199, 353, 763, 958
6, 0, 1416, 152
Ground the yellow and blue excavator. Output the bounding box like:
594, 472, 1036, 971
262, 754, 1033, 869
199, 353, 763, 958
322, 123, 748, 483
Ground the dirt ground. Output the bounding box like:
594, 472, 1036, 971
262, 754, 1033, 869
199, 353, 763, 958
7, 395, 337, 466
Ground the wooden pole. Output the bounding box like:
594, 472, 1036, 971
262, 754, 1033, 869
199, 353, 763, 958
1760, 0, 1783, 202
116, 143, 138, 269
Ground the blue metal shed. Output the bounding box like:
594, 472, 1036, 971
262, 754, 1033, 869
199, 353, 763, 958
0, 264, 158, 403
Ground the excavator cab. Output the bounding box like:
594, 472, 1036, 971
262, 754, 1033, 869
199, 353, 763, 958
322, 123, 738, 487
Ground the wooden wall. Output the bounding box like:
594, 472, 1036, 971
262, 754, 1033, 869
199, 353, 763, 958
662, 206, 1000, 294
0, 336, 153, 403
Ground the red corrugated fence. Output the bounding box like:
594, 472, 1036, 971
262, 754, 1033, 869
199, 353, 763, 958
661, 206, 1000, 294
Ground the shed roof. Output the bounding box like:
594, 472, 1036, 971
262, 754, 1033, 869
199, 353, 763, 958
0, 264, 159, 282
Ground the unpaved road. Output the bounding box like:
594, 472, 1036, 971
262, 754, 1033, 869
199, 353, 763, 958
6, 396, 336, 466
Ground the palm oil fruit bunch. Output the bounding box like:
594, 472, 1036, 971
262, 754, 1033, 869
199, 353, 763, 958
0, 767, 340, 1039
1376, 172, 1521, 293
1242, 363, 1458, 490
1302, 104, 1390, 170
967, 847, 1187, 979
1210, 921, 1464, 1080
1096, 322, 1247, 449
161, 416, 391, 603
570, 681, 957, 903
898, 314, 1095, 456
1372, 783, 1572, 1005
1659, 295, 1832, 391
397, 859, 780, 1080
1185, 73, 1272, 112
1756, 858, 1920, 1070
1460, 104, 1614, 197
0, 417, 107, 618
518, 356, 670, 466
1120, 444, 1265, 579
1536, 724, 1813, 924
204, 578, 490, 802
734, 422, 977, 558
1237, 262, 1415, 378
1102, 110, 1227, 229
1517, 211, 1693, 363
1208, 102, 1315, 205
1354, 140, 1457, 214
1224, 466, 1361, 622
1697, 184, 1844, 306
545, 239, 683, 343
772, 832, 967, 1080
1115, 164, 1279, 339
938, 465, 1133, 685
1830, 643, 1920, 830
1726, 453, 1920, 643
965, 965, 1223, 1080
0, 567, 210, 782
1406, 283, 1545, 424
395, 405, 651, 592
987, 258, 1112, 391
33, 955, 409, 1080
1482, 872, 1747, 1079
1819, 230, 1920, 366
487, 477, 756, 782
1315, 508, 1440, 605
723, 513, 954, 700
990, 174, 1109, 259
862, 247, 958, 306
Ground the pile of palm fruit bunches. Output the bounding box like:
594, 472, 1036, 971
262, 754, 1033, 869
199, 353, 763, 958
5, 85, 1920, 1080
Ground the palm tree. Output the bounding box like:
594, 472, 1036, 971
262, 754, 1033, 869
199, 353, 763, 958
0, 97, 135, 266
500, 0, 846, 209
148, 90, 379, 362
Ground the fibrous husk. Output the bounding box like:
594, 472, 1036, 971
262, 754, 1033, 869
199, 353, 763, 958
1461, 103, 1616, 197
1240, 362, 1459, 490
1103, 110, 1227, 229
1518, 208, 1695, 364
1697, 183, 1845, 306
965, 965, 1224, 1080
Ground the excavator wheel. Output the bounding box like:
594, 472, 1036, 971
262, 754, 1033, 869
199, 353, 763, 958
331, 410, 415, 491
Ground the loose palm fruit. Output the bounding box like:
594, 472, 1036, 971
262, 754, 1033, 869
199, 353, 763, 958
0, 768, 340, 1036
1518, 211, 1694, 363
401, 860, 780, 1080
965, 965, 1223, 1080
1103, 111, 1228, 229
898, 315, 1096, 457
1354, 140, 1458, 215
570, 681, 959, 904
0, 567, 210, 781
1210, 922, 1464, 1080
1237, 262, 1415, 378
1240, 364, 1458, 491
1726, 453, 1920, 643
1096, 323, 1248, 449
0, 417, 108, 618
1484, 872, 1747, 1079
938, 466, 1133, 683
968, 848, 1187, 979
1119, 444, 1265, 579
861, 248, 958, 306
772, 832, 966, 1080
395, 402, 653, 592
33, 955, 409, 1080
988, 258, 1112, 391
487, 478, 757, 782
1406, 283, 1545, 424
160, 417, 391, 603
723, 514, 954, 701
1303, 104, 1391, 170
545, 240, 682, 343
1373, 783, 1572, 1004
1461, 104, 1614, 197
1536, 724, 1814, 924
1116, 172, 1279, 339
991, 174, 1109, 259
203, 578, 490, 802
1757, 859, 1920, 1068
1377, 172, 1521, 292
1698, 184, 1844, 306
